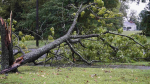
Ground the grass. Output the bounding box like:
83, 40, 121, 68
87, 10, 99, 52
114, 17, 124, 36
121, 30, 142, 35
0, 40, 53, 49
94, 62, 150, 66
146, 36, 150, 43
21, 40, 53, 49
0, 65, 150, 84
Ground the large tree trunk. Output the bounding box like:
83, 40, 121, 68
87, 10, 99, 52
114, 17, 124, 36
0, 11, 15, 71
0, 18, 9, 70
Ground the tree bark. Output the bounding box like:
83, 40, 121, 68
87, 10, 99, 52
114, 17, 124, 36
0, 18, 9, 70
36, 0, 39, 47
8, 11, 14, 67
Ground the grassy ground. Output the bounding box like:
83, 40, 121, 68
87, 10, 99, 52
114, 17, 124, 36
95, 62, 150, 66
0, 65, 150, 84
121, 30, 142, 35
21, 40, 53, 49
146, 36, 150, 43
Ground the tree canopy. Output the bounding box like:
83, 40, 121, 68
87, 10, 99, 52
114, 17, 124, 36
139, 2, 150, 35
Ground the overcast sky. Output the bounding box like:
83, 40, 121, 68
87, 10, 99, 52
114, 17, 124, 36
128, 1, 149, 16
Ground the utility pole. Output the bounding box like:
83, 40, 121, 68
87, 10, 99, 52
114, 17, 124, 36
36, 0, 39, 47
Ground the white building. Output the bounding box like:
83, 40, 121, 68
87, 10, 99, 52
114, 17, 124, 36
123, 21, 137, 31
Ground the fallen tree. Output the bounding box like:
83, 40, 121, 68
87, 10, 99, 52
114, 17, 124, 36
0, 3, 96, 74
0, 1, 149, 74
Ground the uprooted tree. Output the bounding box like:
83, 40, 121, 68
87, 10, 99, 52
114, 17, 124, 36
0, 1, 150, 74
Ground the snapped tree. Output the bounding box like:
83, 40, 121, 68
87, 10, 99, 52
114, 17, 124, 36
0, 0, 149, 74
0, 11, 17, 72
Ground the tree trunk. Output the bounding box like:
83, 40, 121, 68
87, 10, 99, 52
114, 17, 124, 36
36, 0, 39, 47
0, 19, 9, 70
0, 12, 17, 72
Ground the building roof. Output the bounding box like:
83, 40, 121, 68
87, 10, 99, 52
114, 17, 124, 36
123, 21, 136, 27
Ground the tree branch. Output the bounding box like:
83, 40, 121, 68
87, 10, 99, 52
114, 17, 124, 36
89, 8, 123, 20
106, 31, 149, 50
67, 3, 96, 35
70, 34, 99, 39
12, 32, 19, 46
66, 40, 91, 65
79, 40, 86, 48
13, 46, 25, 55
99, 36, 118, 52
22, 28, 43, 40
70, 31, 109, 39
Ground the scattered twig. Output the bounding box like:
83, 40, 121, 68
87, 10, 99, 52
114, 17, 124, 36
79, 40, 86, 48
67, 4, 78, 9
13, 46, 25, 55
12, 32, 19, 46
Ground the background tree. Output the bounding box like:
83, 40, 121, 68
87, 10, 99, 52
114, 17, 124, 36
119, 0, 129, 18
139, 2, 150, 35
18, 0, 123, 39
128, 10, 141, 30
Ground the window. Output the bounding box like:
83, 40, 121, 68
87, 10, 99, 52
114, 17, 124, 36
127, 27, 131, 31
123, 27, 126, 30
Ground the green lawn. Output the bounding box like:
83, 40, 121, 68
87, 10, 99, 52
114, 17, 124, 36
95, 62, 150, 66
21, 40, 53, 49
0, 65, 150, 84
146, 36, 150, 43
122, 31, 142, 35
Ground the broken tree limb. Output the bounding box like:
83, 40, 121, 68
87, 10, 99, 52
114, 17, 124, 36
66, 40, 91, 65
70, 34, 99, 39
0, 3, 96, 74
0, 56, 24, 74
13, 46, 25, 56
